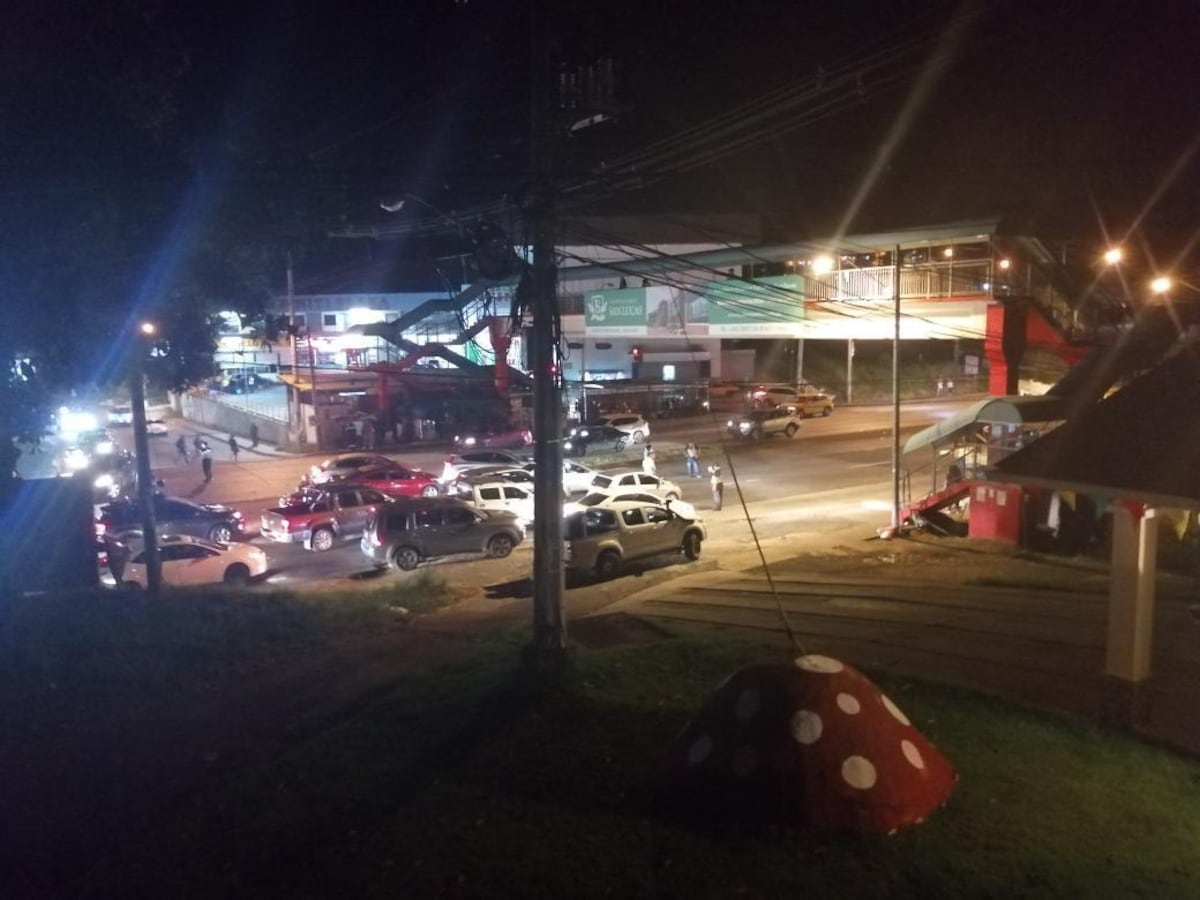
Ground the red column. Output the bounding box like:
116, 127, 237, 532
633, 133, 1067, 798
489, 317, 512, 395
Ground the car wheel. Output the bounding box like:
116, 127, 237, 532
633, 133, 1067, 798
795, 408, 807, 419
822, 407, 833, 417
421, 484, 440, 497
223, 563, 251, 586
595, 550, 621, 581
784, 423, 798, 438
311, 527, 335, 552
665, 491, 679, 501
614, 438, 627, 451
683, 531, 702, 561
208, 524, 234, 543
630, 430, 645, 443
390, 546, 421, 571
487, 534, 515, 559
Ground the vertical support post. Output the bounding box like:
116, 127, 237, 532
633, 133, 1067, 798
891, 245, 901, 529
527, 0, 568, 667
287, 253, 304, 444
129, 337, 161, 596
794, 336, 805, 387
845, 338, 855, 404
1105, 505, 1158, 682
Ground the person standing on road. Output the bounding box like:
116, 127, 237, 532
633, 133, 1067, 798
685, 442, 700, 478
174, 435, 190, 464
642, 442, 657, 477
200, 442, 213, 483
709, 464, 724, 511
249, 422, 259, 449
228, 435, 240, 462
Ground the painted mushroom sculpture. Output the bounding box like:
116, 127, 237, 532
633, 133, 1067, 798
661, 654, 957, 833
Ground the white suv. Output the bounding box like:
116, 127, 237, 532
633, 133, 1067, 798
563, 501, 706, 580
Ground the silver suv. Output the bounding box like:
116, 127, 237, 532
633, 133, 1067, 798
563, 501, 706, 580
726, 406, 801, 440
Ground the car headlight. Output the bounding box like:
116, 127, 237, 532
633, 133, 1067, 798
93, 473, 115, 489
95, 440, 114, 455
463, 436, 477, 446
739, 422, 752, 433
726, 420, 734, 428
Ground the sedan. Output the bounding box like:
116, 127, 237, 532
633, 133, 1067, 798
565, 490, 696, 520
309, 453, 395, 485
587, 414, 650, 443
97, 495, 248, 543
146, 419, 170, 436
453, 424, 533, 451
122, 535, 268, 588
441, 450, 534, 483
345, 464, 441, 498
562, 459, 600, 494
588, 470, 683, 501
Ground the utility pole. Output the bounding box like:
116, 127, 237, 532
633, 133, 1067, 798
526, 0, 568, 669
287, 252, 304, 444
891, 245, 901, 530
130, 323, 161, 596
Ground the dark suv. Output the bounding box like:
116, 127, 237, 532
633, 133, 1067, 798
360, 497, 525, 571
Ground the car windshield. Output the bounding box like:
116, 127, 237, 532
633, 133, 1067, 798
577, 492, 609, 506
591, 475, 613, 489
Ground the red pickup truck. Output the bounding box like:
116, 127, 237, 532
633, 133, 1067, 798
260, 485, 390, 552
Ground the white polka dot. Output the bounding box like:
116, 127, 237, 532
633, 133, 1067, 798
881, 694, 910, 726
790, 709, 823, 745
795, 654, 844, 674
841, 755, 877, 790
734, 688, 761, 721
687, 735, 713, 764
732, 745, 759, 777
901, 739, 925, 770
836, 692, 861, 715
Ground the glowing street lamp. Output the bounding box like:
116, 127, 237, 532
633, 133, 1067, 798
1103, 247, 1124, 266
139, 321, 157, 337
1150, 276, 1172, 296
812, 255, 834, 275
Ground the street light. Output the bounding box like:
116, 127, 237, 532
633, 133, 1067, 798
130, 321, 162, 595
1150, 276, 1172, 295
1103, 247, 1124, 266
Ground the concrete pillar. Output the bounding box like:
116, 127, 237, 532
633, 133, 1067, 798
1105, 505, 1158, 682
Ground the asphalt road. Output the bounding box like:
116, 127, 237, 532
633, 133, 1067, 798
93, 398, 975, 589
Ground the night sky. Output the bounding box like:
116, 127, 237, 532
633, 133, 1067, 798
4, 0, 1199, 271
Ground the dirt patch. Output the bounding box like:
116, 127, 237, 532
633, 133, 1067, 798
571, 612, 670, 649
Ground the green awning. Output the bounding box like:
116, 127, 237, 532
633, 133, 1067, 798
902, 395, 1065, 456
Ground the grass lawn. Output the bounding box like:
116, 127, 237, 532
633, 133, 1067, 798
45, 618, 1200, 898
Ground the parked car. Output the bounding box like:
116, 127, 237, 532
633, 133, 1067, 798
726, 406, 801, 440
565, 490, 697, 521
562, 424, 630, 457
360, 497, 525, 571
563, 501, 706, 580
459, 480, 535, 523
344, 463, 441, 498
453, 423, 533, 451
120, 535, 268, 588
562, 459, 600, 494
145, 419, 170, 436
83, 449, 137, 502
261, 485, 391, 551
308, 453, 395, 485
97, 495, 248, 543
588, 470, 683, 501
440, 450, 534, 483
574, 414, 650, 443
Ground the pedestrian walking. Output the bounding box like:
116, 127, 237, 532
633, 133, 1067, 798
174, 435, 190, 463
249, 422, 259, 449
709, 464, 724, 511
642, 442, 657, 477
200, 442, 213, 483
228, 435, 240, 462
193, 433, 203, 455
936, 377, 945, 396
946, 377, 956, 395
685, 442, 700, 478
